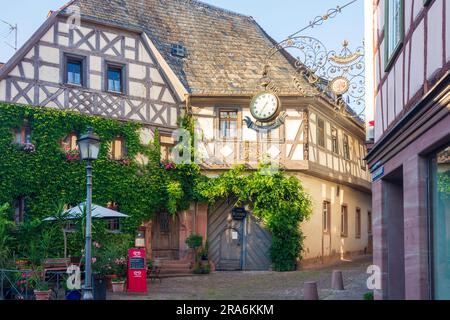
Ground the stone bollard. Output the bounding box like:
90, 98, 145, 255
331, 270, 345, 290
303, 281, 319, 300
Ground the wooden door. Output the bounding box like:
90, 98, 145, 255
152, 212, 180, 260
219, 227, 242, 270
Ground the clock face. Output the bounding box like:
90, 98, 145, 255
250, 92, 280, 121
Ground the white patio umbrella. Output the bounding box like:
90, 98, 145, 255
43, 203, 129, 221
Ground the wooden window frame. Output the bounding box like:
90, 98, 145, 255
160, 134, 175, 163
105, 62, 127, 94
64, 53, 87, 87
109, 137, 126, 161
360, 144, 367, 171
317, 117, 325, 148
368, 211, 373, 235
61, 132, 78, 151
385, 0, 405, 72
14, 197, 26, 225
331, 127, 339, 155
323, 201, 331, 234
13, 125, 32, 145
341, 205, 349, 238
218, 108, 239, 140
343, 134, 350, 160
106, 218, 121, 233
355, 208, 362, 239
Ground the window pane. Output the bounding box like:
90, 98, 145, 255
431, 145, 450, 299
108, 68, 122, 92
387, 0, 402, 58
67, 61, 82, 85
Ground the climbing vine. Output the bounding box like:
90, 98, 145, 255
198, 164, 312, 271
0, 102, 200, 260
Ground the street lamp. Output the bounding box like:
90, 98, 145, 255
77, 127, 101, 300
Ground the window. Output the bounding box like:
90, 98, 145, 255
368, 211, 372, 235
323, 201, 331, 234
66, 57, 84, 86
343, 134, 350, 160
159, 212, 170, 233
107, 64, 124, 93
13, 125, 32, 144
171, 44, 187, 58
106, 219, 120, 233
341, 205, 348, 237
61, 132, 78, 151
360, 145, 367, 171
109, 137, 126, 160
355, 208, 361, 239
317, 117, 325, 148
219, 109, 238, 139
430, 144, 450, 299
385, 0, 404, 70
14, 197, 26, 224
160, 135, 174, 162
331, 127, 339, 154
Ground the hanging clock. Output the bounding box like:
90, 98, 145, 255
249, 91, 281, 122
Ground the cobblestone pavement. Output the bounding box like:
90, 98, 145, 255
109, 256, 372, 300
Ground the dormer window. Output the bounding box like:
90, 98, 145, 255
171, 44, 187, 58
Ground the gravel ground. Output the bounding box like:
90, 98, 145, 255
109, 256, 372, 300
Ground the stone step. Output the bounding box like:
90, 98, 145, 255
159, 268, 192, 275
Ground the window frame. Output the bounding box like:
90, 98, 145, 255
218, 108, 239, 140
343, 134, 350, 160
322, 201, 331, 234
317, 117, 325, 148
13, 125, 32, 145
384, 0, 405, 71
105, 62, 127, 94
64, 53, 87, 87
331, 126, 339, 154
160, 134, 175, 163
355, 207, 362, 239
341, 205, 349, 238
106, 218, 121, 234
109, 136, 127, 161
360, 144, 367, 171
14, 197, 26, 225
61, 132, 78, 151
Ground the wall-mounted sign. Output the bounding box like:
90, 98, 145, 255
372, 166, 384, 182
232, 208, 247, 220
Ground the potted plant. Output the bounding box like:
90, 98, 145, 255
186, 234, 203, 265
111, 257, 127, 293
28, 270, 52, 301
62, 276, 82, 300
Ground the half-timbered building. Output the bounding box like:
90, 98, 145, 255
0, 0, 372, 272
365, 0, 450, 299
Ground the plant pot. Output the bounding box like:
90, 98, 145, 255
93, 277, 107, 301
34, 290, 52, 301
65, 290, 82, 300
105, 274, 118, 291
111, 281, 126, 293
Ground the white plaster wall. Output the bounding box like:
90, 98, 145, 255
427, 0, 444, 80
409, 20, 425, 98
299, 173, 372, 261
0, 80, 5, 101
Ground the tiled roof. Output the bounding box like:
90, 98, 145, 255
66, 0, 314, 96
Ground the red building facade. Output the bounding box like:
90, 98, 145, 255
366, 0, 449, 300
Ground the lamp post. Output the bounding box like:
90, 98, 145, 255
77, 127, 101, 300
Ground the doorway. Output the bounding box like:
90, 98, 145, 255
151, 212, 180, 260
383, 167, 405, 300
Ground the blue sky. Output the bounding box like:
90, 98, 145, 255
0, 0, 364, 63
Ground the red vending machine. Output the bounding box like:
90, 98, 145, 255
127, 248, 148, 294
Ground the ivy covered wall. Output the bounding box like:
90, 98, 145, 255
0, 102, 199, 236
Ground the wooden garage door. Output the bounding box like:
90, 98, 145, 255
208, 199, 272, 271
